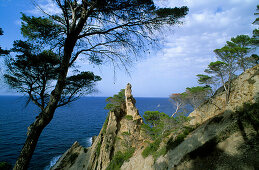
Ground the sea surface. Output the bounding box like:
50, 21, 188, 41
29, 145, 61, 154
0, 96, 174, 169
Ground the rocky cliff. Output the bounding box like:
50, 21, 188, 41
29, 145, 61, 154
189, 64, 259, 125
52, 65, 259, 170
51, 83, 144, 170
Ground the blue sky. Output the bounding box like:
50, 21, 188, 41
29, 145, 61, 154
0, 0, 258, 97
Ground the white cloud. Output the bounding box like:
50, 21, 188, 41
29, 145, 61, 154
93, 0, 258, 97
10, 0, 257, 97
28, 0, 61, 15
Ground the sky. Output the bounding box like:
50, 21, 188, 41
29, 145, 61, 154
0, 0, 258, 97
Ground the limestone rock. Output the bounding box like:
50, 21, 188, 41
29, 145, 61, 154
125, 83, 143, 123
53, 66, 259, 170
52, 83, 144, 170
189, 64, 259, 125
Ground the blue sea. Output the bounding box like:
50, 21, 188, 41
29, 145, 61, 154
0, 96, 174, 169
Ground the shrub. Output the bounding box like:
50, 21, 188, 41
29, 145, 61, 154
102, 113, 110, 134
153, 146, 167, 160
166, 126, 194, 152
107, 147, 135, 170
125, 115, 133, 120
122, 131, 131, 136
142, 111, 172, 139
141, 111, 193, 159
142, 138, 162, 158
96, 142, 102, 157
104, 89, 125, 111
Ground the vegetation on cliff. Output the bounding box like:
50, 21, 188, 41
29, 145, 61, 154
2, 0, 189, 168
104, 89, 125, 112
141, 110, 194, 160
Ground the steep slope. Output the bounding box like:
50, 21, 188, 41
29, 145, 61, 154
52, 65, 259, 170
51, 83, 144, 170
189, 64, 259, 125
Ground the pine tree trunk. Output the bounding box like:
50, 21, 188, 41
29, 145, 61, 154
13, 5, 89, 169
13, 113, 54, 170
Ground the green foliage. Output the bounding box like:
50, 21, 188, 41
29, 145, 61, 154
170, 86, 211, 113
104, 89, 125, 111
143, 111, 169, 127
206, 61, 228, 74
0, 162, 12, 170
125, 115, 133, 120
173, 112, 191, 123
5, 40, 101, 109
8, 1, 190, 168
107, 147, 135, 170
166, 126, 194, 152
142, 138, 162, 158
102, 113, 110, 134
21, 13, 63, 44
153, 146, 167, 160
197, 74, 213, 85
141, 110, 193, 159
142, 111, 171, 138
236, 100, 259, 126
122, 131, 131, 136
96, 142, 102, 157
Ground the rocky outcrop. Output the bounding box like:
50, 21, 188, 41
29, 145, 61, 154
189, 64, 259, 125
125, 83, 143, 122
52, 65, 259, 170
52, 83, 144, 170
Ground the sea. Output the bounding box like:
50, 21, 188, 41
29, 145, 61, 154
0, 96, 174, 169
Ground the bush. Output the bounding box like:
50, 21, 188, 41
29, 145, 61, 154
142, 138, 162, 158
142, 111, 172, 139
104, 89, 125, 111
125, 115, 133, 120
166, 126, 194, 152
141, 111, 193, 159
96, 142, 102, 157
153, 146, 167, 160
122, 131, 131, 136
102, 113, 110, 134
107, 147, 135, 170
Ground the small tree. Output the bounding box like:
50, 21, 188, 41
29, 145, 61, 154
169, 93, 188, 117
6, 1, 189, 169
185, 86, 212, 110
5, 40, 101, 110
142, 111, 172, 138
104, 89, 125, 112
196, 74, 217, 94
226, 35, 252, 71
252, 5, 259, 46
205, 61, 233, 104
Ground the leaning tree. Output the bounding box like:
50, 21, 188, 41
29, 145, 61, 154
5, 0, 188, 169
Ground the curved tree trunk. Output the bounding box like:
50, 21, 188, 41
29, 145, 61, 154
13, 113, 54, 170
13, 3, 90, 169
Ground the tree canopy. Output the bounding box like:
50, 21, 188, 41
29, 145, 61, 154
20, 1, 188, 69
8, 1, 189, 169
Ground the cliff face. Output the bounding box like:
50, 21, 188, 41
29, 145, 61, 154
51, 83, 144, 170
189, 64, 259, 125
52, 65, 259, 170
